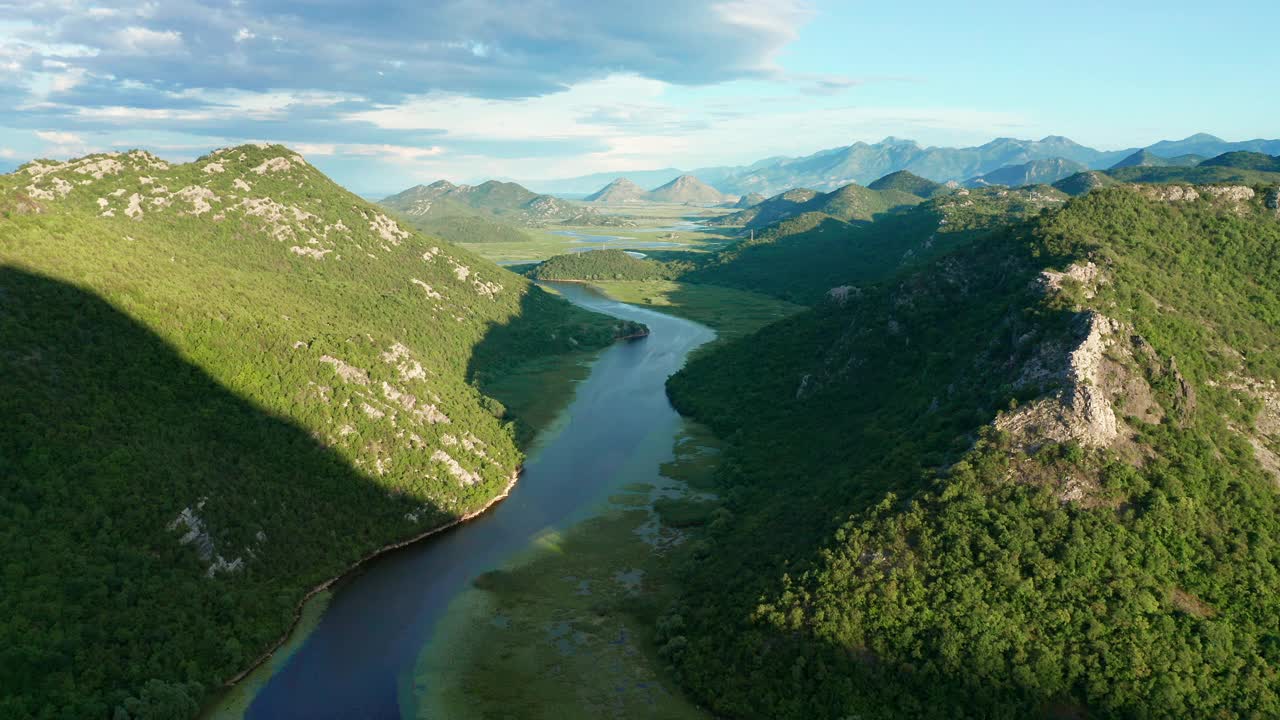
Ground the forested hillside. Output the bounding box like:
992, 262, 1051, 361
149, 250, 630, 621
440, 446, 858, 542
529, 249, 678, 282
683, 186, 1067, 303
663, 184, 1280, 718
0, 146, 633, 718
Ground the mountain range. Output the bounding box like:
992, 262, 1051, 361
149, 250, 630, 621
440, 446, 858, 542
521, 133, 1280, 197
584, 174, 733, 204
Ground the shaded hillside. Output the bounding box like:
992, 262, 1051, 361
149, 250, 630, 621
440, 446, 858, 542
664, 185, 1280, 718
0, 146, 631, 717
734, 192, 766, 208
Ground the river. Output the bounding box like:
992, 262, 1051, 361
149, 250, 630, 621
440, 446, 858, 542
232, 282, 715, 719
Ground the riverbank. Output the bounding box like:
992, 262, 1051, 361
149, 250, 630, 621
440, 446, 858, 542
201, 469, 521, 718
412, 423, 722, 719
208, 282, 718, 718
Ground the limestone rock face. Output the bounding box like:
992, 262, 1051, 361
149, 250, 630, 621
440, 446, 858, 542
996, 312, 1124, 449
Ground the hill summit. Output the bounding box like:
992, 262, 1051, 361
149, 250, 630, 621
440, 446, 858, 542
584, 177, 649, 202
646, 174, 731, 204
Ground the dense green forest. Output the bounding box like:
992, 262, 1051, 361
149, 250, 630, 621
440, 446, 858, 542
528, 249, 683, 282
0, 146, 633, 718
660, 185, 1280, 718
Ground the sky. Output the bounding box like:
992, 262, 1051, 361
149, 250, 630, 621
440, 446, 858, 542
1, 0, 1277, 195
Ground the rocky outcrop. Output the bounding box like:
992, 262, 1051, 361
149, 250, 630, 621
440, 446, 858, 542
1133, 184, 1200, 202
1038, 261, 1104, 299
997, 312, 1123, 449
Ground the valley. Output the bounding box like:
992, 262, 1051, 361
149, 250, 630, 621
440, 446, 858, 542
6, 136, 1280, 720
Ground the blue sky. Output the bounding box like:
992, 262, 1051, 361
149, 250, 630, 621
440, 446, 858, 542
1, 0, 1275, 195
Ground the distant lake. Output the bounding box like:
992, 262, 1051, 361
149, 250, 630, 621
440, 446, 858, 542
551, 229, 686, 251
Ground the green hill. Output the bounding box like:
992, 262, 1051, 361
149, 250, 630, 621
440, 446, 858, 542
684, 186, 1066, 304
1108, 164, 1280, 185
867, 170, 946, 198
380, 179, 581, 225
0, 146, 634, 717
1200, 151, 1280, 172
713, 183, 923, 230
529, 249, 674, 282
663, 185, 1280, 718
1053, 170, 1120, 196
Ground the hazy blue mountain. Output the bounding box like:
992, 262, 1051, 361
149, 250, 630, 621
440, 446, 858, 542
584, 177, 650, 202
646, 174, 732, 204
1146, 132, 1280, 158
1108, 149, 1199, 170
966, 157, 1088, 187
519, 134, 1280, 199
518, 168, 684, 195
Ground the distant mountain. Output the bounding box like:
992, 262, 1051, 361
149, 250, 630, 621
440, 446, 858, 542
967, 158, 1087, 187
1146, 132, 1280, 158
867, 170, 946, 198
734, 192, 766, 208
1200, 151, 1280, 172
584, 177, 649, 203
521, 134, 1280, 198
519, 168, 684, 196
1110, 150, 1178, 170
646, 174, 731, 204
381, 179, 579, 224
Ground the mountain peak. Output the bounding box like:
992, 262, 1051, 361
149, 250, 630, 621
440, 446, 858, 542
647, 174, 728, 204
584, 177, 649, 203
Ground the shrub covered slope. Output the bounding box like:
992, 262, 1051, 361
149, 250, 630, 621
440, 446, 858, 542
663, 184, 1280, 718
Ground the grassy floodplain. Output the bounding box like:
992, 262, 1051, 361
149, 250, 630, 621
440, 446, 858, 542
411, 424, 722, 720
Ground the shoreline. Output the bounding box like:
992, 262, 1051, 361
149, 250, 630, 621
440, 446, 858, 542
220, 467, 522, 689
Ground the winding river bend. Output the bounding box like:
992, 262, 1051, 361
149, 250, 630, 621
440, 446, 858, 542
235, 282, 715, 719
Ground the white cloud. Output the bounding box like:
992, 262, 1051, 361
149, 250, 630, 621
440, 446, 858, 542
35, 130, 96, 157
113, 27, 183, 55
35, 131, 85, 145
0, 148, 16, 158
